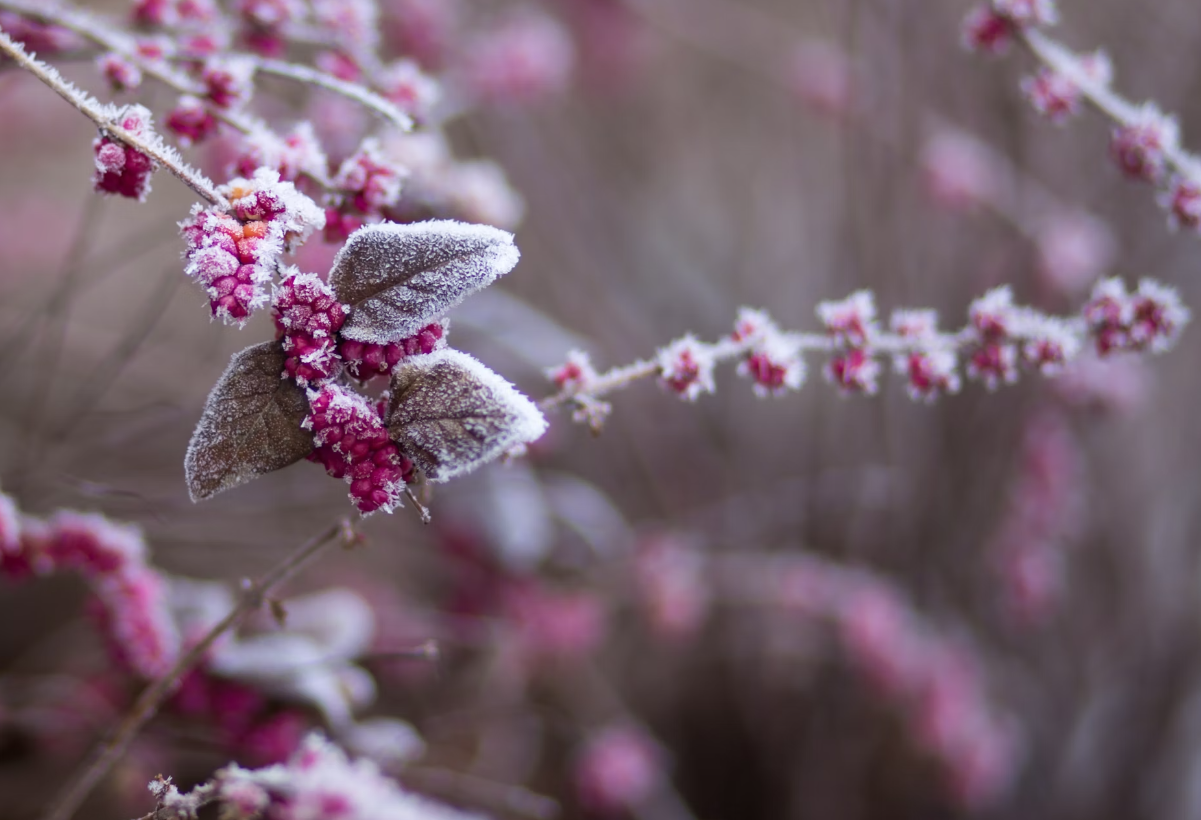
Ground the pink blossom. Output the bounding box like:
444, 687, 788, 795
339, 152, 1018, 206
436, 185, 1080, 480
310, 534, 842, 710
898, 350, 960, 402
635, 535, 710, 639
44, 511, 146, 577
961, 6, 1016, 55
0, 12, 79, 53
921, 130, 1003, 211
311, 0, 379, 54
89, 565, 181, 679
379, 60, 441, 121
505, 582, 607, 659
1021, 52, 1111, 124
1034, 211, 1115, 295
460, 13, 575, 105
889, 310, 961, 401
1082, 277, 1189, 355
131, 0, 175, 27
733, 309, 806, 396
785, 40, 857, 120
574, 725, 663, 815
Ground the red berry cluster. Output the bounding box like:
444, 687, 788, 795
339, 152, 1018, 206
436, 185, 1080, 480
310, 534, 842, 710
92, 105, 157, 201
273, 272, 348, 387
338, 320, 446, 381
170, 669, 308, 766
1083, 279, 1189, 355
819, 292, 881, 393
330, 139, 406, 223
181, 170, 324, 324
166, 96, 219, 146
303, 384, 414, 514
182, 209, 275, 323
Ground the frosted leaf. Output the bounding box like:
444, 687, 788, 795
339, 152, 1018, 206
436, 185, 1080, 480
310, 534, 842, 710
387, 349, 548, 482
329, 220, 520, 344
185, 341, 313, 501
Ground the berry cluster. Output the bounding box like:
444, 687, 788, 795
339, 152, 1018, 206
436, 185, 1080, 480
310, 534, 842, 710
731, 308, 806, 396
1082, 278, 1189, 355
180, 168, 325, 323
303, 384, 414, 514
545, 281, 1189, 428
272, 271, 347, 387
819, 291, 884, 393
963, 0, 1201, 237
961, 0, 1057, 55
325, 138, 407, 242
92, 104, 157, 201
338, 320, 446, 381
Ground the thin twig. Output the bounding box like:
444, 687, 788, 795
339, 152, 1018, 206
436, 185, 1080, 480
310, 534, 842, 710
1021, 29, 1201, 179
0, 0, 411, 134
0, 27, 226, 206
252, 57, 413, 132
41, 519, 356, 820
538, 330, 1002, 409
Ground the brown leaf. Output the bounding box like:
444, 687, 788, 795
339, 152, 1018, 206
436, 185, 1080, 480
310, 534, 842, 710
329, 220, 520, 344
388, 349, 547, 482
185, 341, 313, 501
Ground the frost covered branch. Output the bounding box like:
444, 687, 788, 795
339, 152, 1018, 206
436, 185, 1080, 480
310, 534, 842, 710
963, 0, 1201, 231
251, 56, 414, 132
0, 0, 410, 149
0, 26, 226, 206
146, 733, 485, 820
541, 281, 1188, 429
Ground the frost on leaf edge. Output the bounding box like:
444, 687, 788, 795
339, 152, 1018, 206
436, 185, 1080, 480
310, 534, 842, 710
387, 348, 548, 483
328, 219, 521, 344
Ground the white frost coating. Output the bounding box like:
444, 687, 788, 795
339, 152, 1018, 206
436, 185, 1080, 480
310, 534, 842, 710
48, 510, 148, 566
341, 717, 426, 767
223, 167, 326, 245
654, 335, 717, 401
330, 219, 520, 343
206, 734, 486, 820
389, 348, 548, 482
168, 576, 237, 637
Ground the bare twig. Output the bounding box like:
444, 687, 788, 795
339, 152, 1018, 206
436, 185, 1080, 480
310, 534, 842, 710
41, 519, 357, 820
